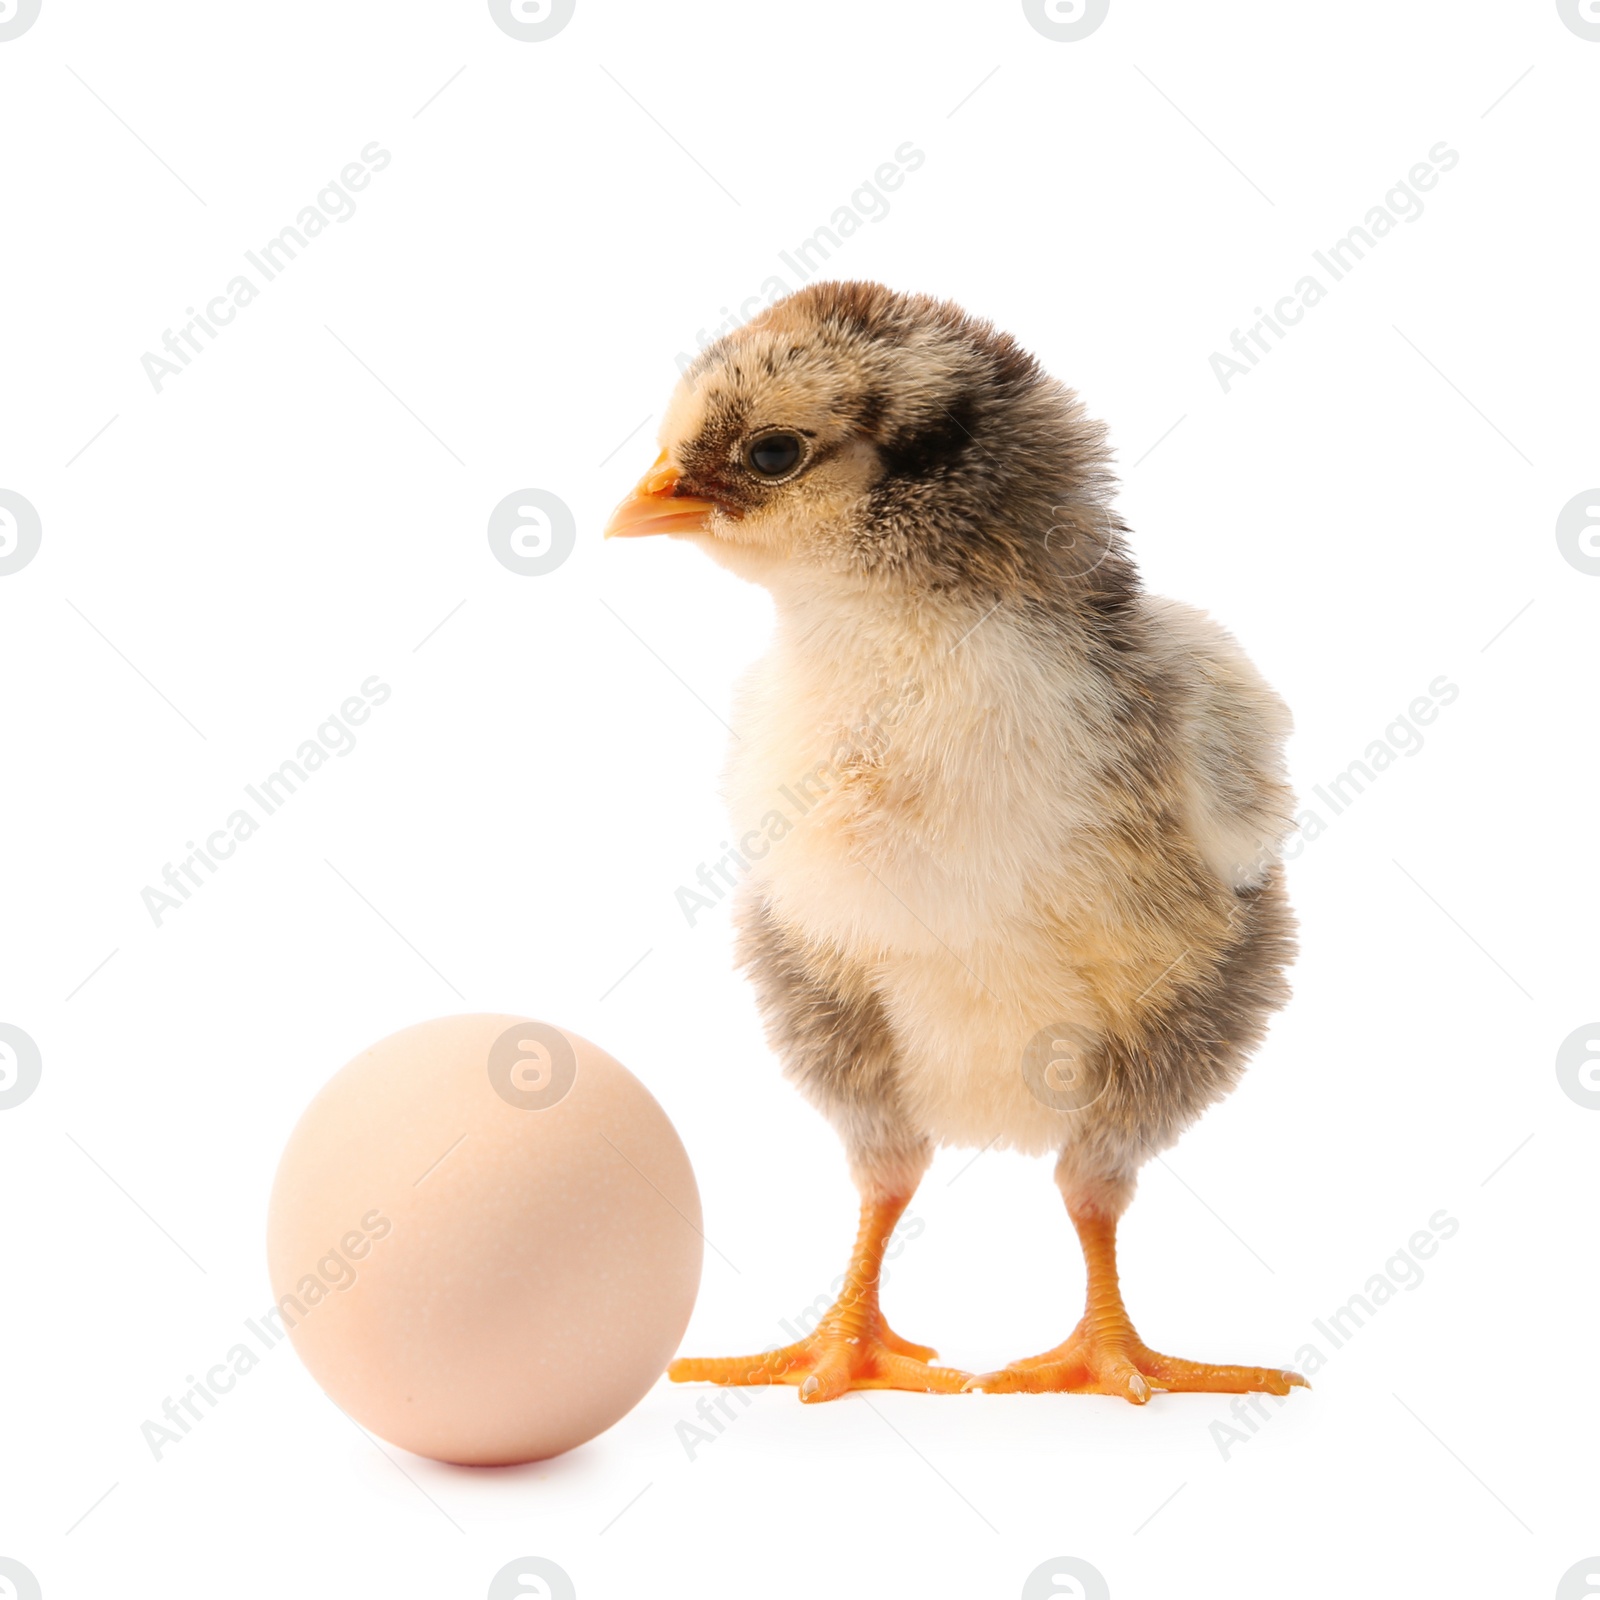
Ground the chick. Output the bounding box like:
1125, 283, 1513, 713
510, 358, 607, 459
607, 281, 1305, 1404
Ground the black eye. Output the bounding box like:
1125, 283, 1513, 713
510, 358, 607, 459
746, 432, 804, 478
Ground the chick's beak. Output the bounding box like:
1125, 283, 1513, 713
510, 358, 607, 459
604, 451, 722, 539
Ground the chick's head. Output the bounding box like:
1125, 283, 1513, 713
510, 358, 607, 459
607, 281, 1126, 600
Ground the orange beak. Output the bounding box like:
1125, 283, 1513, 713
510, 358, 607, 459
603, 451, 722, 539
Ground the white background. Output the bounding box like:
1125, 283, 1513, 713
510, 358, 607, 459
2, 1, 1596, 1596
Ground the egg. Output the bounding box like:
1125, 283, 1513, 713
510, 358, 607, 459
266, 1014, 703, 1465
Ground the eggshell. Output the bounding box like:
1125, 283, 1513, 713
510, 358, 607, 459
266, 1014, 703, 1465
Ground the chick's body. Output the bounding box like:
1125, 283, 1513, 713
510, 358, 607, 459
729, 582, 1291, 1177
611, 281, 1304, 1403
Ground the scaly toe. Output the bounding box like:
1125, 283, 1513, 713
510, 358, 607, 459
964, 1356, 1087, 1395
876, 1353, 972, 1394
797, 1346, 855, 1403
667, 1349, 798, 1386
1137, 1350, 1308, 1395
1078, 1344, 1153, 1403
881, 1326, 940, 1362
1103, 1368, 1152, 1404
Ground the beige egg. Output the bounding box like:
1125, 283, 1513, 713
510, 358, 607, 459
267, 1014, 703, 1465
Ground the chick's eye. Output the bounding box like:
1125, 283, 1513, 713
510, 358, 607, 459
746, 432, 803, 478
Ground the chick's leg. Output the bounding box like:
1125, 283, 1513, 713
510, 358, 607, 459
969, 1192, 1306, 1402
667, 1189, 969, 1402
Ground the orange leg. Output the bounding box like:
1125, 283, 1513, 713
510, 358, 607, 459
668, 1193, 970, 1403
967, 1206, 1307, 1401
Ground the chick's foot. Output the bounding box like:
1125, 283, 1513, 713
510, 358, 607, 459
965, 1317, 1306, 1401
966, 1205, 1307, 1402
669, 1302, 969, 1403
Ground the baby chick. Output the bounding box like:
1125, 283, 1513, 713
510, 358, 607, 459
607, 281, 1305, 1404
